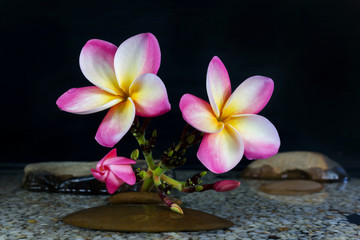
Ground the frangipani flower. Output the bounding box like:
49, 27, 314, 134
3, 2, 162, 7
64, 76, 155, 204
91, 148, 136, 194
56, 33, 171, 147
180, 56, 280, 174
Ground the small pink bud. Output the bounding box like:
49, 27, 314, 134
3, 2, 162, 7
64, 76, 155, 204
213, 180, 241, 192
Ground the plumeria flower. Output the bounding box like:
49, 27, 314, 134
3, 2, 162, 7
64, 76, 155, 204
91, 148, 136, 194
56, 33, 171, 147
180, 56, 280, 173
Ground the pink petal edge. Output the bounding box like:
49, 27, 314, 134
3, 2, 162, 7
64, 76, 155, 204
56, 87, 122, 115
79, 39, 122, 95
104, 157, 136, 166
197, 125, 244, 174
96, 148, 118, 170
226, 114, 280, 160
95, 98, 136, 147
222, 76, 274, 118
206, 56, 232, 117
179, 94, 224, 133
108, 164, 136, 185
91, 168, 108, 182
114, 33, 161, 94
105, 171, 124, 194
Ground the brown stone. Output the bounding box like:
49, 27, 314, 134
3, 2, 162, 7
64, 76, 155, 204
22, 160, 174, 194
109, 192, 182, 205
109, 192, 162, 204
62, 204, 234, 232
241, 151, 348, 182
22, 161, 110, 194
259, 180, 324, 195
24, 161, 98, 177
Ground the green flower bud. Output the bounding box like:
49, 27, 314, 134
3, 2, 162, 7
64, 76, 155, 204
186, 135, 195, 144
195, 185, 204, 192
138, 170, 145, 179
130, 149, 139, 160
170, 204, 183, 214
168, 150, 174, 157
152, 129, 157, 138
174, 144, 180, 152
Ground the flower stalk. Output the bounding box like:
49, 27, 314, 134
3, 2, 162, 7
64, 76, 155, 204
131, 117, 156, 171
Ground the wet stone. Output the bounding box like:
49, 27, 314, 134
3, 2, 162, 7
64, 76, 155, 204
62, 204, 234, 232
22, 160, 173, 194
109, 192, 182, 205
109, 192, 162, 204
346, 214, 360, 225
259, 180, 324, 195
241, 151, 348, 182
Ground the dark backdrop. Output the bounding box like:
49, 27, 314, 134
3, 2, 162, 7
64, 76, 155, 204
1, 0, 359, 174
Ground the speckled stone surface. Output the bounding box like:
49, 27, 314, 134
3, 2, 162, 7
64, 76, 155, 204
1, 169, 360, 239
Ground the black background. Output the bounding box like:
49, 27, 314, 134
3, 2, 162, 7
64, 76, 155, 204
1, 0, 359, 175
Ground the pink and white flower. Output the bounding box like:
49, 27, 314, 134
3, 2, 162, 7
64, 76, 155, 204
56, 33, 171, 147
180, 56, 280, 174
91, 148, 136, 194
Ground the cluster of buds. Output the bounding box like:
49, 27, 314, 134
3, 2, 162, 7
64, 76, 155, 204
160, 144, 187, 169
131, 118, 157, 154
130, 118, 241, 214
157, 179, 173, 195
184, 171, 207, 188
161, 125, 203, 169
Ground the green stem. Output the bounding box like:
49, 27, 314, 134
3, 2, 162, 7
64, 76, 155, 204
174, 123, 190, 151
147, 166, 167, 190
140, 170, 154, 192
143, 152, 156, 170
161, 174, 184, 191
153, 175, 162, 188
140, 178, 154, 192
131, 117, 157, 191
134, 131, 156, 170
152, 166, 167, 177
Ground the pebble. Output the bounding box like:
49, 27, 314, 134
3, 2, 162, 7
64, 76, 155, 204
73, 236, 85, 240
62, 204, 233, 232
0, 169, 360, 239
241, 151, 348, 182
259, 180, 324, 195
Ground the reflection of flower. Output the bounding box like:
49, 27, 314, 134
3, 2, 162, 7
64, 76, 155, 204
180, 56, 280, 174
56, 33, 171, 147
91, 149, 136, 194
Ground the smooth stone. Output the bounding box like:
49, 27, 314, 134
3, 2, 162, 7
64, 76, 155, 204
24, 161, 98, 177
62, 204, 234, 232
22, 161, 110, 194
109, 192, 182, 205
241, 151, 348, 182
259, 180, 324, 195
22, 160, 173, 194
